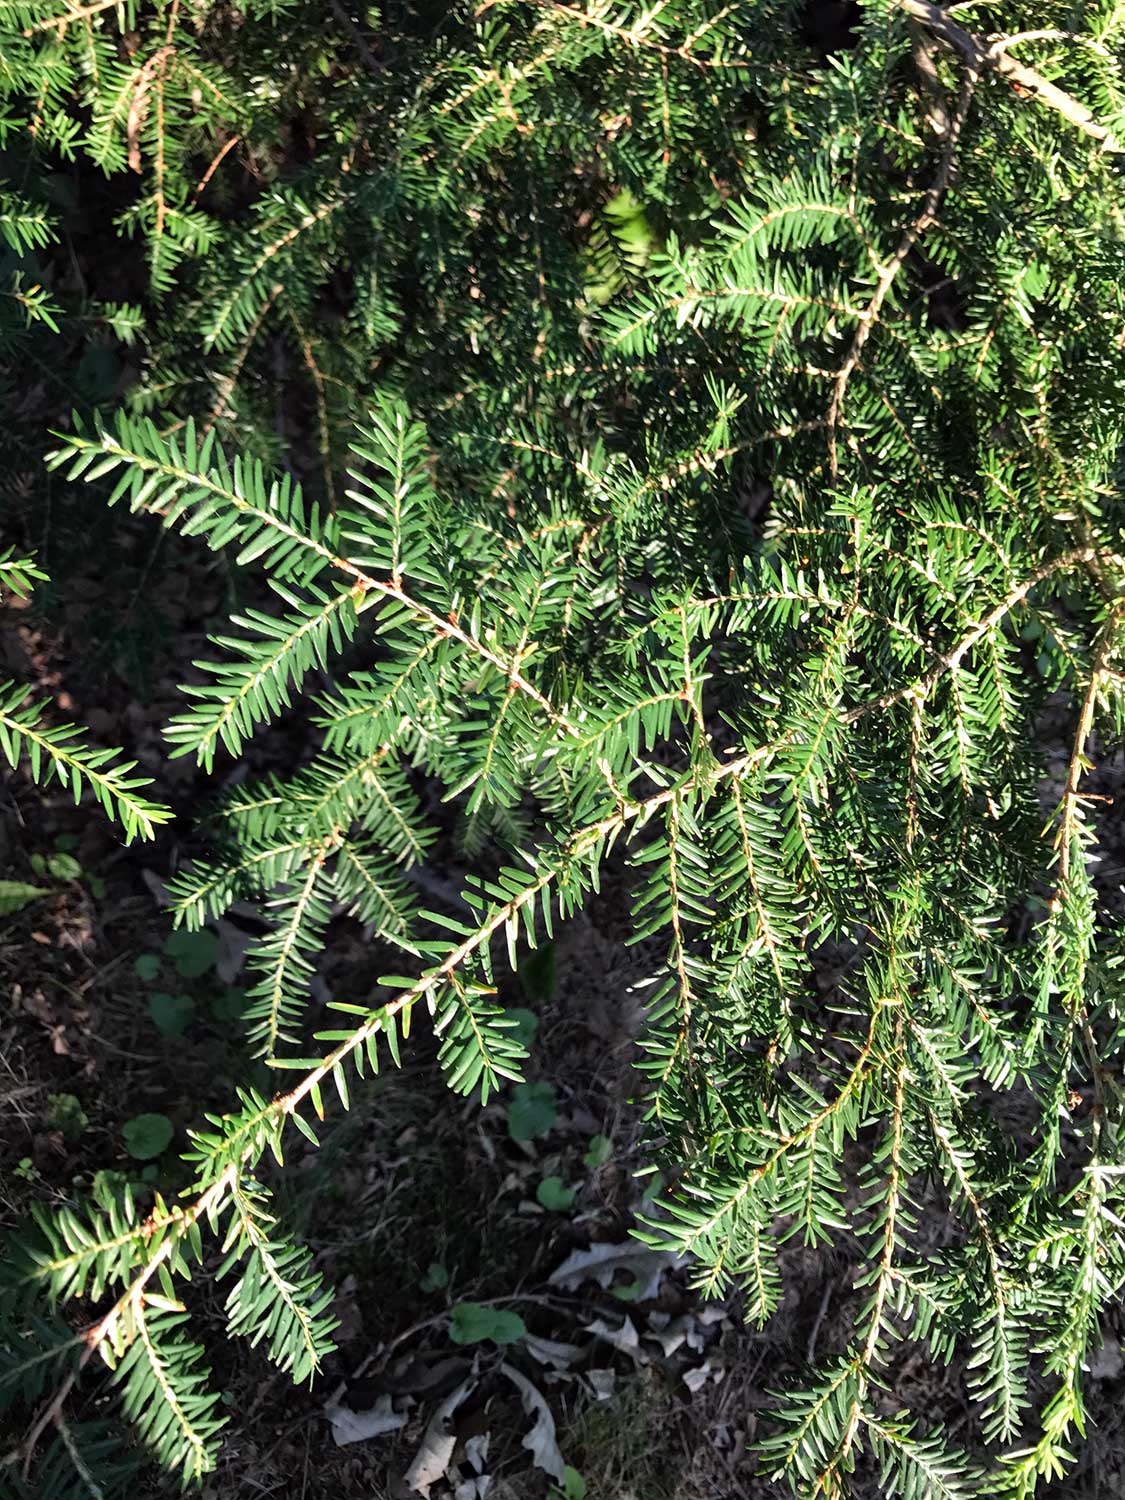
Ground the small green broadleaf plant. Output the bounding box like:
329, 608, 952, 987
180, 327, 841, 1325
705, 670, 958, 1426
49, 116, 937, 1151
0, 547, 169, 843
6, 4, 1125, 1499
448, 1302, 528, 1346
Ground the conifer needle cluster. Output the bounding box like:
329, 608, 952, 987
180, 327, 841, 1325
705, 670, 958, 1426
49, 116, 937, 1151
4, 1, 1125, 1495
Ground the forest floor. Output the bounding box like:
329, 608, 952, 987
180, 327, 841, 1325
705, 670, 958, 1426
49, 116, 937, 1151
4, 515, 1125, 1500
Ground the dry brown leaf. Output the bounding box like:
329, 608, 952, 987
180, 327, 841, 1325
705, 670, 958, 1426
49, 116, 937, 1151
403, 1375, 476, 1496
125, 47, 174, 174
1090, 1339, 1124, 1381
584, 1315, 645, 1362
499, 1364, 566, 1485
523, 1332, 582, 1373
325, 1393, 407, 1446
644, 1313, 704, 1359
548, 1240, 678, 1301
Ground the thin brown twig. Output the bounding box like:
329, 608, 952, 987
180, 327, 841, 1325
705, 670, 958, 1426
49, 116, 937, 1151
153, 68, 168, 245
23, 0, 122, 35
842, 546, 1093, 723
896, 0, 1122, 152
475, 0, 744, 71
284, 301, 337, 509
203, 283, 282, 434
825, 62, 978, 479
327, 0, 386, 75
1054, 602, 1125, 894
1051, 602, 1125, 1158
189, 133, 241, 206
125, 46, 175, 174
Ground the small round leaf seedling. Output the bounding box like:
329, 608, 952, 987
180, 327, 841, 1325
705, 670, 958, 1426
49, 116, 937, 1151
148, 991, 195, 1037
536, 1175, 576, 1212
449, 1302, 527, 1346
507, 1081, 557, 1143
420, 1261, 450, 1292
584, 1134, 612, 1169
122, 1113, 174, 1160
163, 928, 218, 979
134, 953, 161, 982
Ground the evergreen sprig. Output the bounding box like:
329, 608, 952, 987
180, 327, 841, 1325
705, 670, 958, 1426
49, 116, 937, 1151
5, 0, 1125, 1496
0, 549, 169, 839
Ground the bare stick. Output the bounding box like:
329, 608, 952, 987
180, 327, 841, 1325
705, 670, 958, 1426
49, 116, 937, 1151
897, 0, 1122, 152
825, 63, 978, 478
328, 0, 386, 76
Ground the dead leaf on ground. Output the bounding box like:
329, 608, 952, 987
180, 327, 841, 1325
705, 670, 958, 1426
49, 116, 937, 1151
548, 1240, 678, 1301
213, 917, 253, 982
331, 1273, 363, 1345
645, 1312, 704, 1359
464, 1432, 490, 1473
499, 1363, 567, 1484
1091, 1339, 1124, 1381
584, 1315, 645, 1362
325, 1392, 407, 1446
524, 1332, 582, 1374
385, 1354, 470, 1398
452, 1430, 491, 1498
683, 1360, 722, 1394
404, 1374, 477, 1496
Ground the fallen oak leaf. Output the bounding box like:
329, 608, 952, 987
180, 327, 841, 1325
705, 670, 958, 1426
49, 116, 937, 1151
404, 1374, 477, 1496
524, 1332, 582, 1374
643, 1313, 705, 1359
454, 1481, 491, 1500
499, 1363, 567, 1484
325, 1393, 407, 1447
683, 1359, 720, 1394
583, 1314, 646, 1363
548, 1240, 678, 1301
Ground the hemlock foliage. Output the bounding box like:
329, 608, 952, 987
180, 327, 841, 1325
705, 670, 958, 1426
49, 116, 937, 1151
0, 548, 169, 840
3, 0, 1125, 1495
